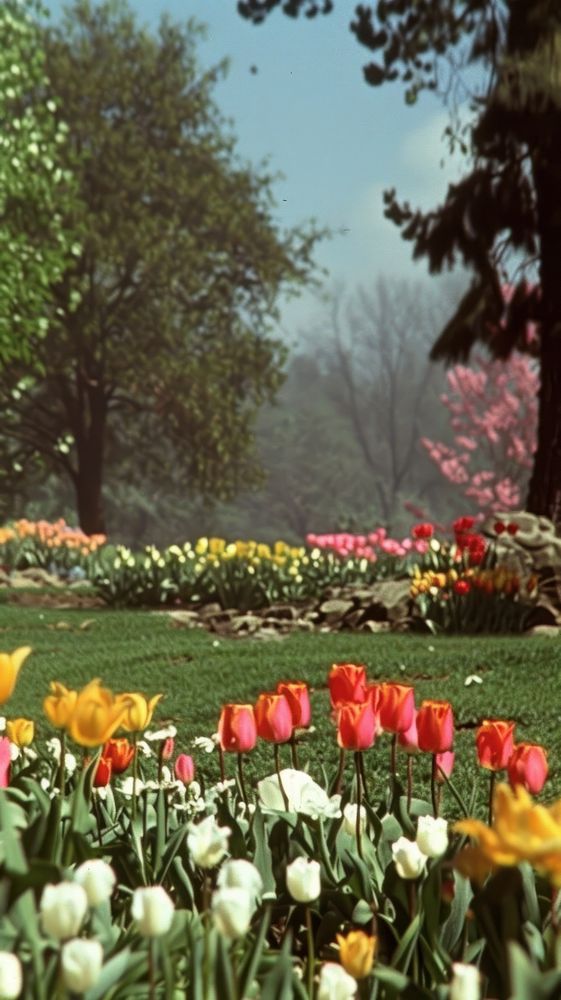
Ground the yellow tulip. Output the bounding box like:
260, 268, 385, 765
336, 930, 376, 979
68, 680, 131, 747
43, 681, 78, 729
6, 717, 34, 747
0, 647, 32, 704
117, 692, 163, 732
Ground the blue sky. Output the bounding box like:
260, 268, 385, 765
48, 0, 467, 337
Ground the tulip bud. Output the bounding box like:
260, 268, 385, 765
317, 962, 357, 1000
336, 929, 376, 979
337, 701, 376, 751
174, 753, 195, 784
93, 756, 112, 787
217, 859, 263, 904
391, 837, 427, 879
378, 683, 415, 734
254, 693, 293, 743
131, 886, 174, 937
436, 750, 455, 782
61, 939, 103, 994
40, 882, 88, 940
74, 859, 116, 906
187, 815, 231, 868
0, 952, 22, 999
342, 802, 367, 837
286, 857, 321, 903
212, 886, 253, 939
475, 720, 515, 771
416, 815, 449, 859
276, 682, 311, 728
161, 737, 175, 761
417, 700, 454, 753
449, 961, 481, 1000
507, 742, 548, 794
328, 663, 368, 708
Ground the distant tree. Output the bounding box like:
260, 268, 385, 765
0, 0, 319, 534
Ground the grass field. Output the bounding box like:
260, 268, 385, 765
2, 604, 561, 815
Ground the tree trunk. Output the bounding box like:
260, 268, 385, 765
74, 383, 107, 536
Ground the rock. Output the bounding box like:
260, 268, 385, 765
17, 567, 65, 587
231, 614, 262, 633
167, 610, 201, 628
266, 604, 299, 620
9, 573, 42, 589
357, 580, 412, 624
199, 604, 229, 620
319, 598, 355, 622
525, 625, 561, 637
360, 620, 391, 633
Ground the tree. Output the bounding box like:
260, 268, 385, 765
0, 0, 77, 364
0, 0, 319, 534
236, 1, 561, 528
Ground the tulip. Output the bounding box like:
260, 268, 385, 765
398, 709, 418, 752
61, 939, 103, 994
187, 815, 231, 868
0, 738, 10, 789
328, 663, 368, 707
337, 701, 376, 751
212, 886, 253, 939
476, 720, 515, 771
507, 742, 548, 794
336, 929, 376, 980
416, 815, 449, 858
0, 952, 22, 999
6, 718, 34, 748
131, 886, 175, 937
286, 857, 321, 902
43, 681, 78, 729
218, 704, 257, 753
255, 693, 293, 743
161, 736, 175, 760
276, 682, 311, 727
68, 681, 131, 748
217, 859, 263, 903
40, 882, 88, 940
417, 699, 454, 753
317, 962, 357, 1000
436, 751, 455, 781
450, 962, 481, 1000
102, 736, 135, 773
74, 860, 116, 906
174, 753, 195, 784
378, 683, 415, 734
0, 647, 31, 704
342, 802, 367, 837
392, 837, 427, 879
93, 756, 112, 787
118, 692, 163, 732
257, 768, 341, 819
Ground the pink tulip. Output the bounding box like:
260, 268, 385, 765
174, 754, 195, 784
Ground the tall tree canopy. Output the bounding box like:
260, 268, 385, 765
238, 0, 561, 527
0, 0, 319, 534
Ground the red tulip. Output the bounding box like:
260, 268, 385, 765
476, 720, 515, 771
93, 756, 112, 787
507, 522, 519, 536
218, 704, 257, 753
161, 737, 175, 761
276, 682, 311, 727
337, 701, 376, 751
507, 743, 548, 794
453, 579, 471, 596
378, 683, 415, 734
417, 700, 454, 753
174, 753, 195, 784
435, 750, 455, 782
103, 737, 135, 774
328, 663, 368, 708
412, 522, 434, 540
494, 520, 506, 535
0, 737, 11, 788
254, 693, 293, 743
398, 709, 418, 752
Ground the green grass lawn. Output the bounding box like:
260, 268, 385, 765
2, 604, 561, 815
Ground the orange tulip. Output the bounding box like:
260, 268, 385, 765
254, 693, 293, 743
103, 737, 135, 773
328, 663, 368, 708
276, 682, 311, 727
476, 720, 515, 771
218, 704, 257, 752
337, 701, 376, 751
417, 699, 454, 753
379, 683, 415, 734
507, 743, 548, 794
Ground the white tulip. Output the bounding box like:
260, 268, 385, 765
187, 815, 231, 868
61, 939, 103, 994
212, 887, 253, 939
258, 769, 341, 819
286, 857, 321, 903
342, 803, 367, 837
40, 882, 88, 940
0, 952, 22, 999
74, 859, 116, 906
317, 962, 357, 999
131, 886, 175, 937
119, 776, 146, 797
217, 859, 263, 904
391, 837, 427, 880
450, 962, 481, 1000
416, 815, 449, 859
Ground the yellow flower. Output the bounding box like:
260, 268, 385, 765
44, 681, 78, 729
336, 930, 376, 979
68, 680, 131, 747
6, 717, 34, 747
117, 692, 163, 732
0, 647, 32, 704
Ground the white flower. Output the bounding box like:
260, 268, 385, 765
391, 837, 427, 880
258, 769, 341, 819
187, 815, 230, 868
40, 777, 58, 798
119, 777, 146, 797
217, 859, 263, 904
145, 725, 177, 742
0, 952, 22, 999
74, 859, 116, 906
40, 882, 88, 940
61, 939, 103, 993
0, 718, 5, 733
45, 738, 77, 773
131, 886, 174, 937
136, 740, 154, 758
192, 735, 218, 754
212, 887, 253, 939
416, 815, 449, 859
9, 744, 20, 762
342, 803, 367, 837
450, 962, 481, 1000
286, 858, 321, 903
317, 962, 357, 999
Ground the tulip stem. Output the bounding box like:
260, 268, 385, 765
359, 751, 370, 803
290, 733, 299, 769
334, 748, 346, 795
354, 752, 364, 859
488, 771, 496, 827
390, 733, 397, 792
431, 754, 439, 818
131, 732, 138, 822
237, 753, 250, 814
406, 755, 414, 813
274, 744, 290, 811
58, 729, 66, 804
148, 939, 156, 1000
305, 906, 315, 999
219, 746, 226, 783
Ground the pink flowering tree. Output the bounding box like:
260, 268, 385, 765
421, 352, 539, 513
